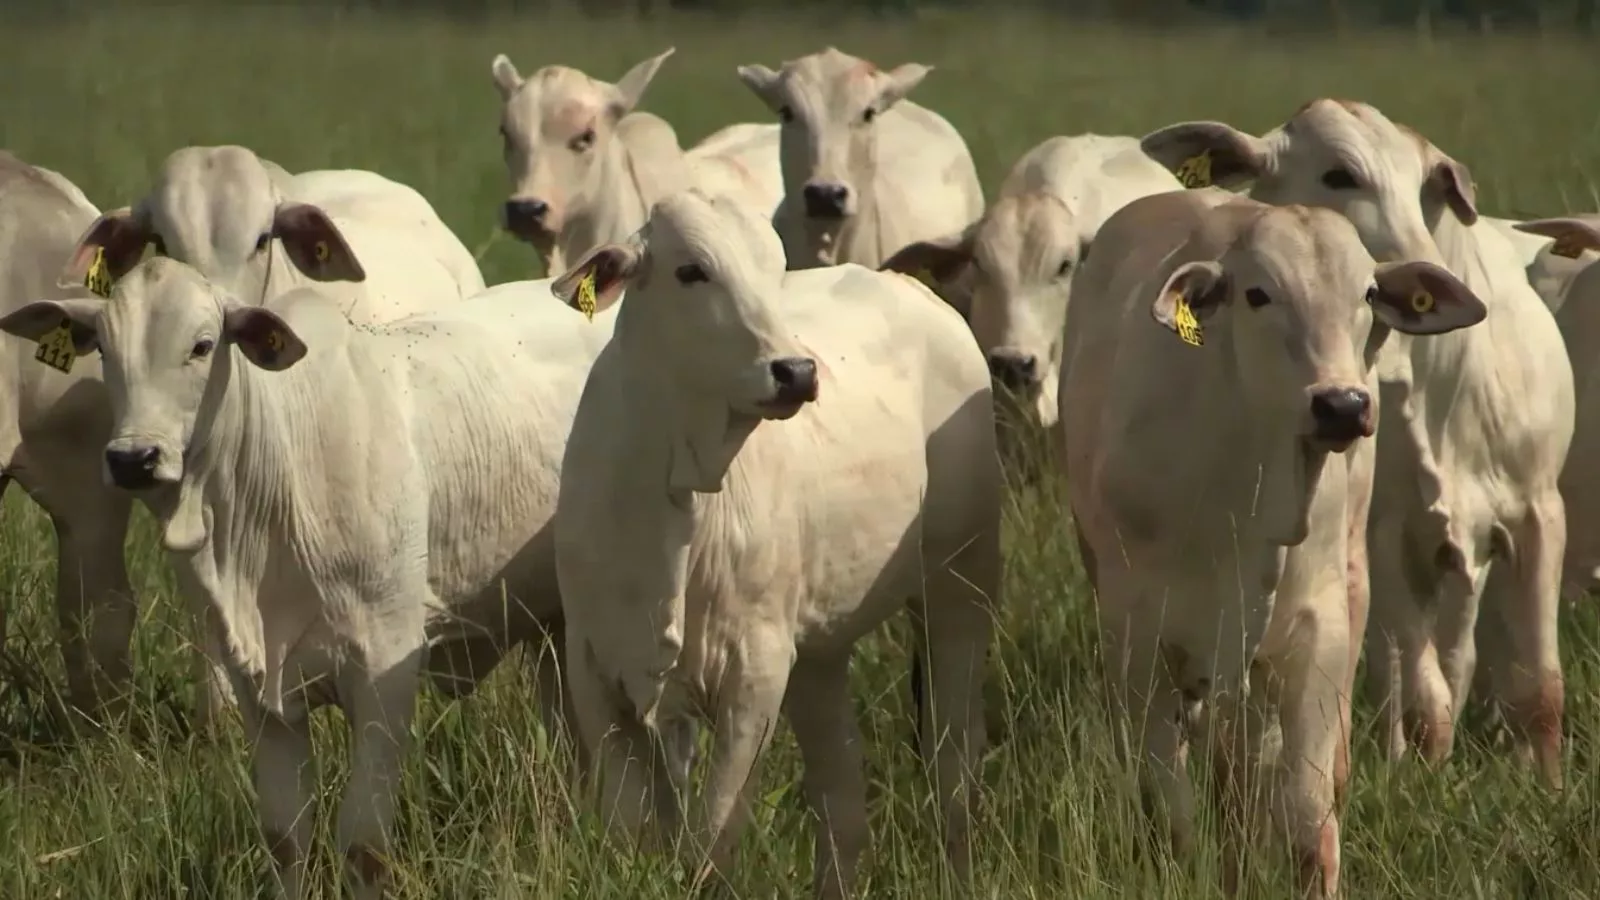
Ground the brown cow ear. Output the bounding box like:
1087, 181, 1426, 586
59, 207, 151, 293
1370, 261, 1487, 336
1150, 260, 1228, 347
271, 202, 365, 283
1140, 121, 1271, 189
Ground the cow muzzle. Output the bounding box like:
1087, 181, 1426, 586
755, 356, 820, 419
1307, 385, 1375, 450
104, 444, 165, 491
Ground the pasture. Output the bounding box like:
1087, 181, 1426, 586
3, 5, 1600, 897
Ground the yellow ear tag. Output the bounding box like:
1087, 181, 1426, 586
265, 330, 285, 353
84, 246, 113, 299
1410, 290, 1434, 314
313, 241, 330, 263
575, 271, 598, 322
1171, 294, 1203, 346
1549, 234, 1587, 260
34, 322, 77, 374
1175, 151, 1213, 189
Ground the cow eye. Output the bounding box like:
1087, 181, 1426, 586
572, 128, 597, 152
1321, 168, 1360, 190
862, 107, 877, 124
778, 106, 794, 123
1364, 284, 1379, 305
1055, 259, 1072, 278
254, 233, 271, 253
1246, 287, 1271, 308
675, 264, 709, 285
191, 338, 215, 359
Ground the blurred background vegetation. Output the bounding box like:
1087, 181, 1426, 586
4, 0, 1596, 30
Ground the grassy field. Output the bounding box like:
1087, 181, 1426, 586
4, 5, 1600, 898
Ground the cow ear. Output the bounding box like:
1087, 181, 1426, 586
1423, 146, 1477, 226
271, 202, 365, 283
551, 242, 643, 317
611, 47, 675, 118
875, 62, 932, 111
736, 63, 782, 110
491, 53, 523, 100
0, 299, 103, 354
1150, 260, 1228, 346
1141, 121, 1271, 189
59, 207, 151, 293
1370, 261, 1487, 336
879, 224, 977, 286
1515, 216, 1600, 260
223, 306, 307, 371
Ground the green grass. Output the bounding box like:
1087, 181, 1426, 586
4, 6, 1600, 898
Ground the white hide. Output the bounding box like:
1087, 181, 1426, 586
492, 48, 783, 274
58, 145, 485, 325
549, 189, 1000, 899
0, 261, 615, 900
736, 46, 985, 272
1141, 98, 1573, 789
1059, 189, 1488, 899
880, 133, 1182, 427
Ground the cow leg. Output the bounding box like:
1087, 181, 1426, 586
1204, 673, 1271, 897
239, 688, 316, 900
917, 544, 997, 884
34, 458, 135, 726
784, 652, 868, 900
1103, 619, 1194, 862
191, 601, 237, 736
337, 636, 425, 900
1487, 495, 1566, 789
688, 626, 793, 889
566, 627, 679, 852
1362, 524, 1409, 761
1271, 604, 1347, 899
527, 619, 591, 779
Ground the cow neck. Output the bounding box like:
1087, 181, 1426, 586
165, 345, 296, 563
799, 180, 887, 269
559, 128, 652, 269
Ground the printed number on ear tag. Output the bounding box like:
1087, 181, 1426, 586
35, 323, 77, 374
1175, 151, 1213, 189
576, 271, 598, 322
84, 246, 113, 299
1549, 235, 1587, 260
1172, 295, 1204, 347
313, 240, 330, 263
1410, 290, 1435, 314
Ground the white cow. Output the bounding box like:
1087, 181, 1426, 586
736, 47, 985, 274
0, 151, 139, 723
1142, 98, 1573, 788
0, 261, 615, 899
879, 133, 1181, 428
492, 48, 784, 274
60, 144, 486, 324
1061, 188, 1486, 898
549, 189, 999, 898
1483, 215, 1597, 311
1503, 217, 1600, 601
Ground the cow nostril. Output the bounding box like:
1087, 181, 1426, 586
770, 357, 819, 397
1310, 388, 1371, 424
504, 199, 550, 222
987, 352, 1039, 386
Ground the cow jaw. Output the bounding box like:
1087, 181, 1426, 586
1259, 438, 1331, 546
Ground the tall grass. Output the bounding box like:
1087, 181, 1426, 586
2, 7, 1600, 898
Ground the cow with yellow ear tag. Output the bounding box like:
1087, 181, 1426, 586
1059, 188, 1488, 900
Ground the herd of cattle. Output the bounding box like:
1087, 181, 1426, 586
2, 42, 1598, 900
